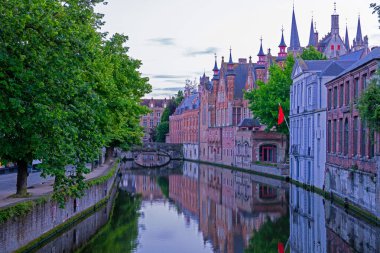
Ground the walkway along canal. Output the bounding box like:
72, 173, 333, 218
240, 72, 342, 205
20, 160, 380, 253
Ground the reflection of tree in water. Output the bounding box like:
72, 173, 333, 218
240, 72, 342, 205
245, 212, 290, 253
157, 176, 169, 198
79, 191, 141, 253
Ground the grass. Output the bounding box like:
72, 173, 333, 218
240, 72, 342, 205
87, 160, 119, 187
0, 196, 48, 225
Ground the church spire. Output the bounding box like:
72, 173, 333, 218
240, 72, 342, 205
331, 2, 339, 35
279, 26, 287, 47
257, 37, 265, 56
213, 53, 218, 72
227, 47, 235, 76
345, 23, 350, 51
308, 17, 316, 47
356, 15, 363, 43
289, 6, 301, 51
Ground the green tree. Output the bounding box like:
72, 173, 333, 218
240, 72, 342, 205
371, 3, 380, 28
0, 0, 104, 198
154, 90, 184, 142
301, 46, 327, 60
0, 0, 150, 204
244, 55, 295, 136
358, 77, 380, 132
245, 214, 289, 253
99, 34, 151, 159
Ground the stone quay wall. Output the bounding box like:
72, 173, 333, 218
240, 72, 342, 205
0, 162, 119, 253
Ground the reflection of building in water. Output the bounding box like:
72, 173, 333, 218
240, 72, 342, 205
289, 185, 327, 253
289, 183, 380, 253
169, 163, 288, 253
134, 175, 163, 201
325, 201, 379, 253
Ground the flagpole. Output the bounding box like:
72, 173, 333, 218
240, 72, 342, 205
279, 103, 290, 131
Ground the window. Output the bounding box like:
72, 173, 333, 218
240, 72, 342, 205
150, 112, 153, 117
339, 84, 343, 107
157, 112, 161, 117
337, 45, 341, 50
362, 75, 367, 89
328, 89, 332, 109
339, 119, 343, 153
333, 86, 338, 108
259, 185, 277, 199
317, 114, 320, 127
308, 87, 312, 105
345, 81, 350, 105
331, 45, 334, 50
150, 119, 153, 127
150, 103, 154, 108
327, 121, 331, 152
259, 145, 277, 163
143, 119, 147, 127
344, 119, 349, 156
353, 117, 358, 155
361, 121, 366, 157
333, 120, 337, 153
354, 78, 359, 99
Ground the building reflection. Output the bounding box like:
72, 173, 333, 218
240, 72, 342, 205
121, 161, 379, 253
171, 162, 288, 253
289, 184, 380, 253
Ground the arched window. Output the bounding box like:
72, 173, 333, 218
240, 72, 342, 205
344, 118, 349, 155
259, 145, 277, 163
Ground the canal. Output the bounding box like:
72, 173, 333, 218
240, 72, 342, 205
33, 161, 379, 253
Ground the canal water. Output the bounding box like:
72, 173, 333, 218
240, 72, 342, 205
34, 161, 379, 253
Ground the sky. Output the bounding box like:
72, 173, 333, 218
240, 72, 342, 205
95, 0, 380, 98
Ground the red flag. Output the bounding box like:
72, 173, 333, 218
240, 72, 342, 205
278, 105, 285, 125
277, 242, 285, 253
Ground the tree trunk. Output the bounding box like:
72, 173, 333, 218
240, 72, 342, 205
16, 160, 28, 196
105, 146, 114, 163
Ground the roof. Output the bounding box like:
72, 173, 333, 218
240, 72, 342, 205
289, 8, 301, 50
238, 118, 260, 128
308, 19, 316, 47
279, 30, 287, 47
330, 47, 380, 81
174, 93, 199, 115
338, 48, 365, 61
233, 63, 249, 99
257, 42, 265, 56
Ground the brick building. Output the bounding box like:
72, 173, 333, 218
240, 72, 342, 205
140, 98, 167, 142
325, 48, 380, 217
168, 92, 200, 160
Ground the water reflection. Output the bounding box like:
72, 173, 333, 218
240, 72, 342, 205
30, 161, 379, 253
120, 161, 289, 253
289, 185, 380, 253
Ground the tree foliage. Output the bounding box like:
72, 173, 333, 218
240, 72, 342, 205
358, 76, 380, 132
371, 3, 380, 28
154, 90, 184, 142
244, 55, 294, 135
0, 0, 150, 204
301, 46, 327, 60
245, 214, 289, 253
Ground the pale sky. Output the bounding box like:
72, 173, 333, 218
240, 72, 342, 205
95, 0, 380, 98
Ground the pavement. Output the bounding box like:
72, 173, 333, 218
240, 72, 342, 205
0, 159, 116, 209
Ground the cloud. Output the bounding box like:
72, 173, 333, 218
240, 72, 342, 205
153, 87, 183, 91
184, 47, 219, 57
149, 74, 189, 79
149, 37, 175, 46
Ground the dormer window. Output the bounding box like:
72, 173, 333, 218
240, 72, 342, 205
331, 45, 334, 50
150, 103, 154, 108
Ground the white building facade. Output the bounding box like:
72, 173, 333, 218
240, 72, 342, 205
290, 59, 349, 189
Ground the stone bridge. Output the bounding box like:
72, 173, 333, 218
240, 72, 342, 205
120, 143, 183, 168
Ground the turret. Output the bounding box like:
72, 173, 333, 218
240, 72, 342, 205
331, 2, 339, 35
288, 6, 301, 53
226, 47, 235, 76
308, 18, 317, 47
278, 27, 287, 57
212, 54, 219, 80
344, 24, 350, 51
257, 37, 266, 64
